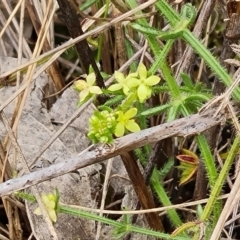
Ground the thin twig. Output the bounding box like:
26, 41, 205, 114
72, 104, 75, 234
63, 193, 229, 215
0, 108, 222, 196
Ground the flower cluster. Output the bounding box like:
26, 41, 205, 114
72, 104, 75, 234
74, 63, 160, 144
108, 63, 161, 103
88, 107, 140, 144
88, 109, 117, 143
34, 193, 58, 222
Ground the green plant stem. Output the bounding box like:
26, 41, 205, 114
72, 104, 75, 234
136, 102, 151, 157
136, 102, 147, 129
121, 92, 137, 112
159, 58, 181, 99
200, 136, 240, 221
126, 0, 183, 227
196, 135, 218, 187
129, 0, 227, 234
149, 39, 174, 75
60, 205, 121, 227
60, 205, 188, 239
150, 169, 183, 227
181, 109, 220, 225
155, 0, 181, 25
15, 190, 186, 239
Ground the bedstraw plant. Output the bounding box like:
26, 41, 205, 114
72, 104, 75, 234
24, 0, 240, 239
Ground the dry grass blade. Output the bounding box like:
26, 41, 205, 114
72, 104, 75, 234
25, 0, 64, 91
0, 0, 24, 40
10, 0, 57, 136
0, 0, 156, 81
0, 111, 58, 239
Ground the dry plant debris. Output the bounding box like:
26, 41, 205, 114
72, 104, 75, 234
1, 0, 240, 240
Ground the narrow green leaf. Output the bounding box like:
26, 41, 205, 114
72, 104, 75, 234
201, 136, 240, 221
80, 0, 99, 11
180, 73, 194, 89
131, 23, 161, 36
141, 104, 170, 117
167, 102, 181, 122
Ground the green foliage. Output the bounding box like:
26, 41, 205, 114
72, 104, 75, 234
151, 169, 183, 227
75, 63, 160, 144
141, 73, 211, 118
88, 108, 117, 143
134, 147, 148, 165
200, 137, 240, 221
125, 34, 138, 72
15, 191, 36, 202
158, 157, 175, 181
19, 190, 188, 239
71, 0, 240, 237
180, 3, 197, 24
141, 104, 171, 117
131, 4, 196, 40
103, 95, 125, 107
79, 0, 99, 11
112, 213, 131, 239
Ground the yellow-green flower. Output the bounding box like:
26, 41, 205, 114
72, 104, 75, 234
88, 109, 117, 144
115, 108, 140, 137
74, 72, 102, 102
108, 71, 130, 95
34, 194, 57, 222
127, 63, 160, 103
